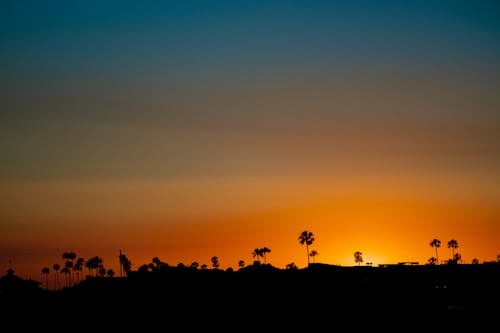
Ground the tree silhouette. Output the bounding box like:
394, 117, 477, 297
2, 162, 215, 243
447, 239, 459, 262
430, 239, 441, 265
285, 262, 298, 270
310, 250, 318, 263
138, 264, 151, 272
74, 257, 85, 282
107, 269, 115, 277
64, 261, 74, 287
119, 253, 132, 276
427, 257, 437, 265
62, 252, 77, 286
60, 266, 70, 288
298, 231, 315, 266
497, 254, 500, 262
261, 247, 271, 265
52, 264, 61, 290
252, 248, 263, 264
86, 256, 104, 276
211, 256, 219, 269
471, 258, 479, 264
41, 267, 50, 289
151, 257, 165, 271
190, 262, 199, 270
354, 251, 363, 266
238, 260, 245, 269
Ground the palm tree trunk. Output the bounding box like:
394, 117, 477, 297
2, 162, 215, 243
306, 244, 310, 266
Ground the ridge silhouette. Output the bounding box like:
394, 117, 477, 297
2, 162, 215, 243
1, 234, 499, 329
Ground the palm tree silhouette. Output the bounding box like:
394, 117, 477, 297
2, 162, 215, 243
60, 266, 70, 288
430, 239, 441, 265
119, 253, 132, 276
310, 250, 318, 263
74, 257, 85, 282
354, 251, 363, 266
52, 264, 61, 290
62, 252, 77, 286
86, 256, 104, 276
262, 247, 271, 265
238, 260, 245, 269
252, 248, 263, 264
298, 231, 315, 266
41, 267, 50, 289
447, 239, 459, 262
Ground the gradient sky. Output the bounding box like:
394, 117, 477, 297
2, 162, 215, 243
1, 0, 499, 281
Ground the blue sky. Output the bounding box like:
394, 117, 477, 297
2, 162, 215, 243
2, 0, 499, 78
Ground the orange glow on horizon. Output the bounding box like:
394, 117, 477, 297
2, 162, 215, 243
2, 171, 499, 283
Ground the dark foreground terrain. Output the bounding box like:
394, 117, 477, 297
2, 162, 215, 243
1, 263, 499, 329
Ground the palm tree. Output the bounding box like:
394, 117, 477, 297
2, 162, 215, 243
354, 251, 363, 266
73, 257, 85, 282
309, 250, 318, 263
238, 260, 245, 269
64, 260, 73, 286
62, 252, 77, 286
298, 230, 315, 266
447, 239, 459, 262
86, 256, 104, 276
64, 252, 77, 262
430, 239, 441, 265
52, 264, 61, 290
252, 248, 263, 264
261, 247, 271, 265
119, 253, 132, 276
211, 256, 219, 269
60, 267, 70, 288
41, 267, 50, 289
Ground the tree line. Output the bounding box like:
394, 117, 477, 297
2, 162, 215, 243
35, 231, 500, 290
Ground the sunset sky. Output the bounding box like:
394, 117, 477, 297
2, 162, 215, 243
1, 0, 499, 281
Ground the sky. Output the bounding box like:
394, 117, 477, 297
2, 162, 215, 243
1, 0, 499, 282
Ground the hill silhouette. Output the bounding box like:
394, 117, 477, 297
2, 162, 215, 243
1, 262, 499, 330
